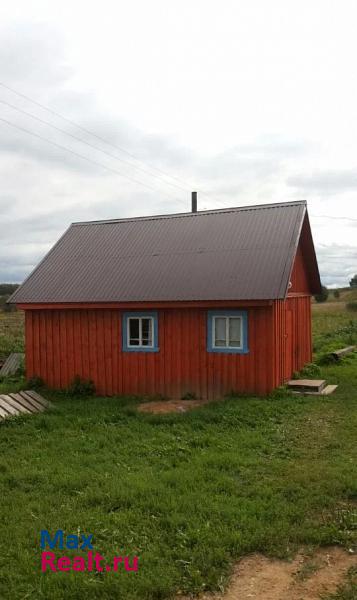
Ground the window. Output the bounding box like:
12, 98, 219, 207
207, 311, 248, 353
123, 312, 159, 352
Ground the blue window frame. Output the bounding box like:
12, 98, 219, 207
122, 312, 159, 352
207, 310, 249, 354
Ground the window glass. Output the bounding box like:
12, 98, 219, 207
129, 319, 140, 345
124, 313, 158, 352
208, 311, 247, 353
229, 317, 241, 347
214, 317, 226, 346
141, 318, 152, 346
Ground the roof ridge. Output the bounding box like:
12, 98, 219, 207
71, 200, 307, 226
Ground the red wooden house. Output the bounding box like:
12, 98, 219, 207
11, 200, 321, 398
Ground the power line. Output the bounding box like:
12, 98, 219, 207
311, 214, 357, 222
0, 80, 213, 200
0, 98, 192, 195
0, 115, 188, 205
5, 82, 355, 218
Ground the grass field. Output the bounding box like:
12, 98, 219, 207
0, 303, 356, 599
312, 302, 357, 360
0, 311, 24, 361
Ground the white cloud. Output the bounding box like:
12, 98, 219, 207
0, 3, 356, 286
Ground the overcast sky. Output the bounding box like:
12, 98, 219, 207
0, 0, 356, 287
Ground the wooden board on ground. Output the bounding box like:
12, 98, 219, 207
0, 396, 18, 415
287, 379, 326, 393
0, 353, 24, 377
24, 390, 50, 407
9, 393, 37, 413
0, 406, 8, 418
1, 395, 30, 414
291, 384, 338, 396
18, 391, 46, 412
321, 384, 339, 395
0, 390, 51, 420
330, 345, 356, 360
288, 379, 338, 396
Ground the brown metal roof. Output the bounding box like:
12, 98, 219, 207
10, 200, 321, 304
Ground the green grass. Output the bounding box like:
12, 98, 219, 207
312, 303, 357, 358
0, 310, 24, 361
0, 306, 356, 599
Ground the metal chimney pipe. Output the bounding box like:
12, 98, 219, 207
191, 191, 197, 213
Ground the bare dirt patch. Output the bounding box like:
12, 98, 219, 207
138, 399, 211, 414
180, 547, 356, 600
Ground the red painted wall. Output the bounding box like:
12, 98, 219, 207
23, 244, 314, 397
271, 238, 313, 384
25, 305, 276, 398
286, 295, 312, 375
289, 245, 311, 293
271, 236, 313, 383
272, 296, 312, 385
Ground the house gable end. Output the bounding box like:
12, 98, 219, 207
288, 213, 321, 296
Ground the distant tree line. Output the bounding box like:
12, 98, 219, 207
314, 286, 329, 303
0, 284, 19, 312
0, 284, 19, 296
313, 274, 357, 303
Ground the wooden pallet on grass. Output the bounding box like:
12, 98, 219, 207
0, 390, 50, 420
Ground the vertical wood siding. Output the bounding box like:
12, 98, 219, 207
25, 306, 275, 398
273, 296, 312, 385
289, 244, 311, 293
286, 295, 312, 375
272, 242, 313, 384
272, 299, 285, 387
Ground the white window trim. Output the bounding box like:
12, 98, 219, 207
127, 316, 155, 348
212, 315, 243, 350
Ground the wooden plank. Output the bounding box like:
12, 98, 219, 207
67, 310, 75, 388
0, 353, 24, 377
88, 310, 98, 389
24, 389, 50, 407
321, 384, 338, 395
96, 310, 106, 395
0, 390, 50, 418
292, 384, 338, 396
0, 396, 19, 415
19, 391, 45, 412
104, 310, 113, 396
45, 310, 53, 387
111, 310, 120, 395
59, 310, 68, 388
9, 393, 37, 413
39, 312, 48, 384
0, 405, 9, 419
3, 394, 31, 414
288, 379, 326, 393
73, 310, 82, 383
330, 346, 355, 360
53, 310, 61, 388
23, 390, 50, 408
81, 310, 90, 382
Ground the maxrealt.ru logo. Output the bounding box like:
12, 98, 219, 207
40, 530, 138, 573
